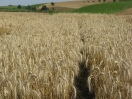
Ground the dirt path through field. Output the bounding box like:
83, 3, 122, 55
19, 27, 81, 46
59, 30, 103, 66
115, 8, 132, 15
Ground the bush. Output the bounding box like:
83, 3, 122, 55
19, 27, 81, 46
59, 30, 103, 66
26, 5, 31, 10
32, 6, 37, 11
41, 5, 49, 11
51, 2, 55, 6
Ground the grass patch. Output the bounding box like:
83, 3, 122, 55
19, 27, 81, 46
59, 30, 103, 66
72, 1, 132, 14
0, 3, 44, 12
0, 6, 28, 12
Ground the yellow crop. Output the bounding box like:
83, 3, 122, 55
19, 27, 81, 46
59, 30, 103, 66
0, 12, 132, 99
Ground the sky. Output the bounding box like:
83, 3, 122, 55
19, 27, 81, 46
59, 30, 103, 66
0, 0, 75, 6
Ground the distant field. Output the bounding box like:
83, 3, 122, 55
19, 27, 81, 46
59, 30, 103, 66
116, 8, 132, 15
72, 1, 132, 14
1, 0, 132, 13
45, 0, 113, 12
0, 12, 132, 99
45, 1, 102, 9
0, 6, 27, 12
0, 3, 44, 12
31, 3, 45, 8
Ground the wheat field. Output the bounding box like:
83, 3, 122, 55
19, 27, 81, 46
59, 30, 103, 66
0, 12, 132, 99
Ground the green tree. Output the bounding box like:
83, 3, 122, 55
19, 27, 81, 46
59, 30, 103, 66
26, 5, 31, 10
41, 5, 49, 11
51, 2, 55, 6
51, 2, 55, 10
17, 5, 21, 9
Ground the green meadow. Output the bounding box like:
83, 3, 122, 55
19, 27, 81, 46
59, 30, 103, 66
72, 1, 132, 14
0, 3, 44, 12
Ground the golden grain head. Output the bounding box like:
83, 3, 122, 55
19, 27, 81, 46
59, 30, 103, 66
0, 12, 132, 99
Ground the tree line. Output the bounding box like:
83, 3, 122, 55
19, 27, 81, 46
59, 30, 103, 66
17, 2, 55, 12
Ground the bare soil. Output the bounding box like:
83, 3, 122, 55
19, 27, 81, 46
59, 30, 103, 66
116, 8, 132, 15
